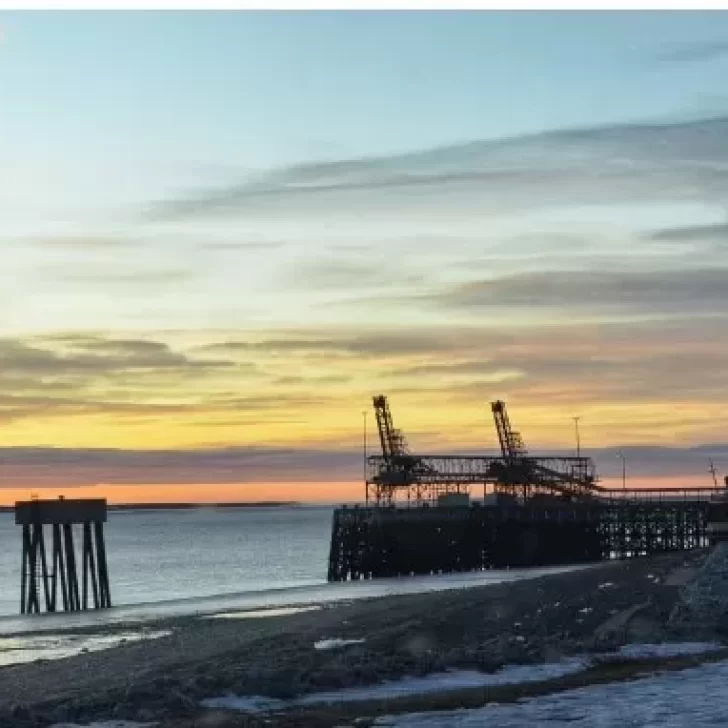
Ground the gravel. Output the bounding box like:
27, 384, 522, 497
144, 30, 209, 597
0, 549, 715, 726
671, 543, 728, 634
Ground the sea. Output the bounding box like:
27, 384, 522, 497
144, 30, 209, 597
0, 505, 588, 664
0, 505, 333, 622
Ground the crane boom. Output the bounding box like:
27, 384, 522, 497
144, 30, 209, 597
491, 400, 526, 460
373, 395, 407, 462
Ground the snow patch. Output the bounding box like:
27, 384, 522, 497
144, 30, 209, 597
209, 605, 320, 620
616, 642, 723, 660
201, 695, 286, 712
296, 660, 589, 704
52, 722, 157, 728
375, 657, 728, 727
199, 642, 725, 716
201, 659, 588, 713
314, 637, 366, 650
1, 631, 170, 668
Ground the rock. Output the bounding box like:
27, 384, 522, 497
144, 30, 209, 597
671, 543, 728, 631
45, 703, 70, 724
195, 711, 238, 727
593, 601, 652, 644
135, 707, 159, 722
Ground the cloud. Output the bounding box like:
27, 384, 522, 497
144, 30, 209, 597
653, 40, 728, 65
201, 330, 478, 359
200, 241, 286, 251
22, 235, 139, 250
0, 442, 724, 488
0, 335, 243, 422
433, 267, 728, 315
282, 257, 427, 292
647, 222, 728, 245
0, 445, 359, 486
0, 336, 231, 377
191, 316, 728, 412
55, 268, 194, 287
148, 115, 728, 220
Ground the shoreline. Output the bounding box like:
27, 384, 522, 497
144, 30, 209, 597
0, 563, 590, 637
1, 549, 716, 725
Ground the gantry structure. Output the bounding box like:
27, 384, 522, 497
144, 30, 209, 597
366, 395, 600, 507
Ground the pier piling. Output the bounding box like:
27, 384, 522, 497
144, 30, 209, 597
16, 497, 112, 614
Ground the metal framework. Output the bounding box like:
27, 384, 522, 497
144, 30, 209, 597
369, 395, 468, 506
366, 396, 599, 506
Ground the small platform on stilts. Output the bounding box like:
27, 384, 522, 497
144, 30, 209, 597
15, 497, 112, 614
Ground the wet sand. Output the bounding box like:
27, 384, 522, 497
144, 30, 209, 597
0, 549, 713, 726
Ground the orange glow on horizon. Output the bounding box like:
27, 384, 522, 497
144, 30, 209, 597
0, 481, 363, 507
0, 476, 714, 508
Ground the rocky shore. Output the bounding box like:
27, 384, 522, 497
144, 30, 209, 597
1, 548, 720, 727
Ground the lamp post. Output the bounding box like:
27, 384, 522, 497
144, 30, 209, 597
362, 410, 368, 484
709, 458, 718, 488
573, 417, 581, 458
617, 451, 626, 491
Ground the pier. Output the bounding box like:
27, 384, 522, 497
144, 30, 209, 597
16, 497, 112, 614
328, 396, 723, 582
328, 491, 716, 581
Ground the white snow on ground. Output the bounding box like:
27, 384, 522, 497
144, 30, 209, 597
295, 660, 590, 705
0, 631, 170, 667
314, 637, 366, 650
52, 722, 157, 728
201, 695, 288, 712
615, 642, 722, 660
375, 657, 728, 727
201, 658, 589, 712
209, 605, 320, 620
200, 642, 725, 715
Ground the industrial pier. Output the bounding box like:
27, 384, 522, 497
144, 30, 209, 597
328, 397, 723, 581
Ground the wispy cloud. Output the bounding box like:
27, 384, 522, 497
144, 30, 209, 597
653, 40, 728, 65
0, 445, 359, 486
647, 222, 728, 245
433, 267, 728, 315
0, 441, 724, 488
53, 268, 195, 287
148, 115, 728, 220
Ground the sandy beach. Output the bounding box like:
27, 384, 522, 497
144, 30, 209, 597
1, 548, 719, 727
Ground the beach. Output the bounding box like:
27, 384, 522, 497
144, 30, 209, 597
1, 547, 717, 727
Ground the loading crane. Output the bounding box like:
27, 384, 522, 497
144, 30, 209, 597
368, 395, 466, 506
489, 400, 599, 502
366, 396, 599, 506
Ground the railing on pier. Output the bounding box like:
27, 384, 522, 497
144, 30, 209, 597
600, 487, 724, 503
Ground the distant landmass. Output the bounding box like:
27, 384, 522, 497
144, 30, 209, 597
0, 501, 299, 513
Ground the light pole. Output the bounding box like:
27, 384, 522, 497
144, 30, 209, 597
362, 410, 368, 484
573, 417, 581, 458
617, 451, 626, 491
709, 458, 718, 488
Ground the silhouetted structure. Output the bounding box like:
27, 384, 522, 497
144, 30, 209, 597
328, 396, 723, 581
16, 497, 111, 614
367, 397, 598, 506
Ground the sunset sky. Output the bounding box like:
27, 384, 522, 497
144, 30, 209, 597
1, 11, 728, 504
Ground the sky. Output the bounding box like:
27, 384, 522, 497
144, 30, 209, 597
1, 10, 728, 503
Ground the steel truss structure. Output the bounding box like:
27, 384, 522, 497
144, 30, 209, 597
366, 395, 600, 506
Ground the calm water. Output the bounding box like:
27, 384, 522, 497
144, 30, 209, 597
0, 505, 333, 619
0, 505, 590, 664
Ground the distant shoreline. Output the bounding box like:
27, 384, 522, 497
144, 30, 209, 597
0, 501, 299, 513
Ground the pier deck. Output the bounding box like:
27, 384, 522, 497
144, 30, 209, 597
328, 491, 717, 581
